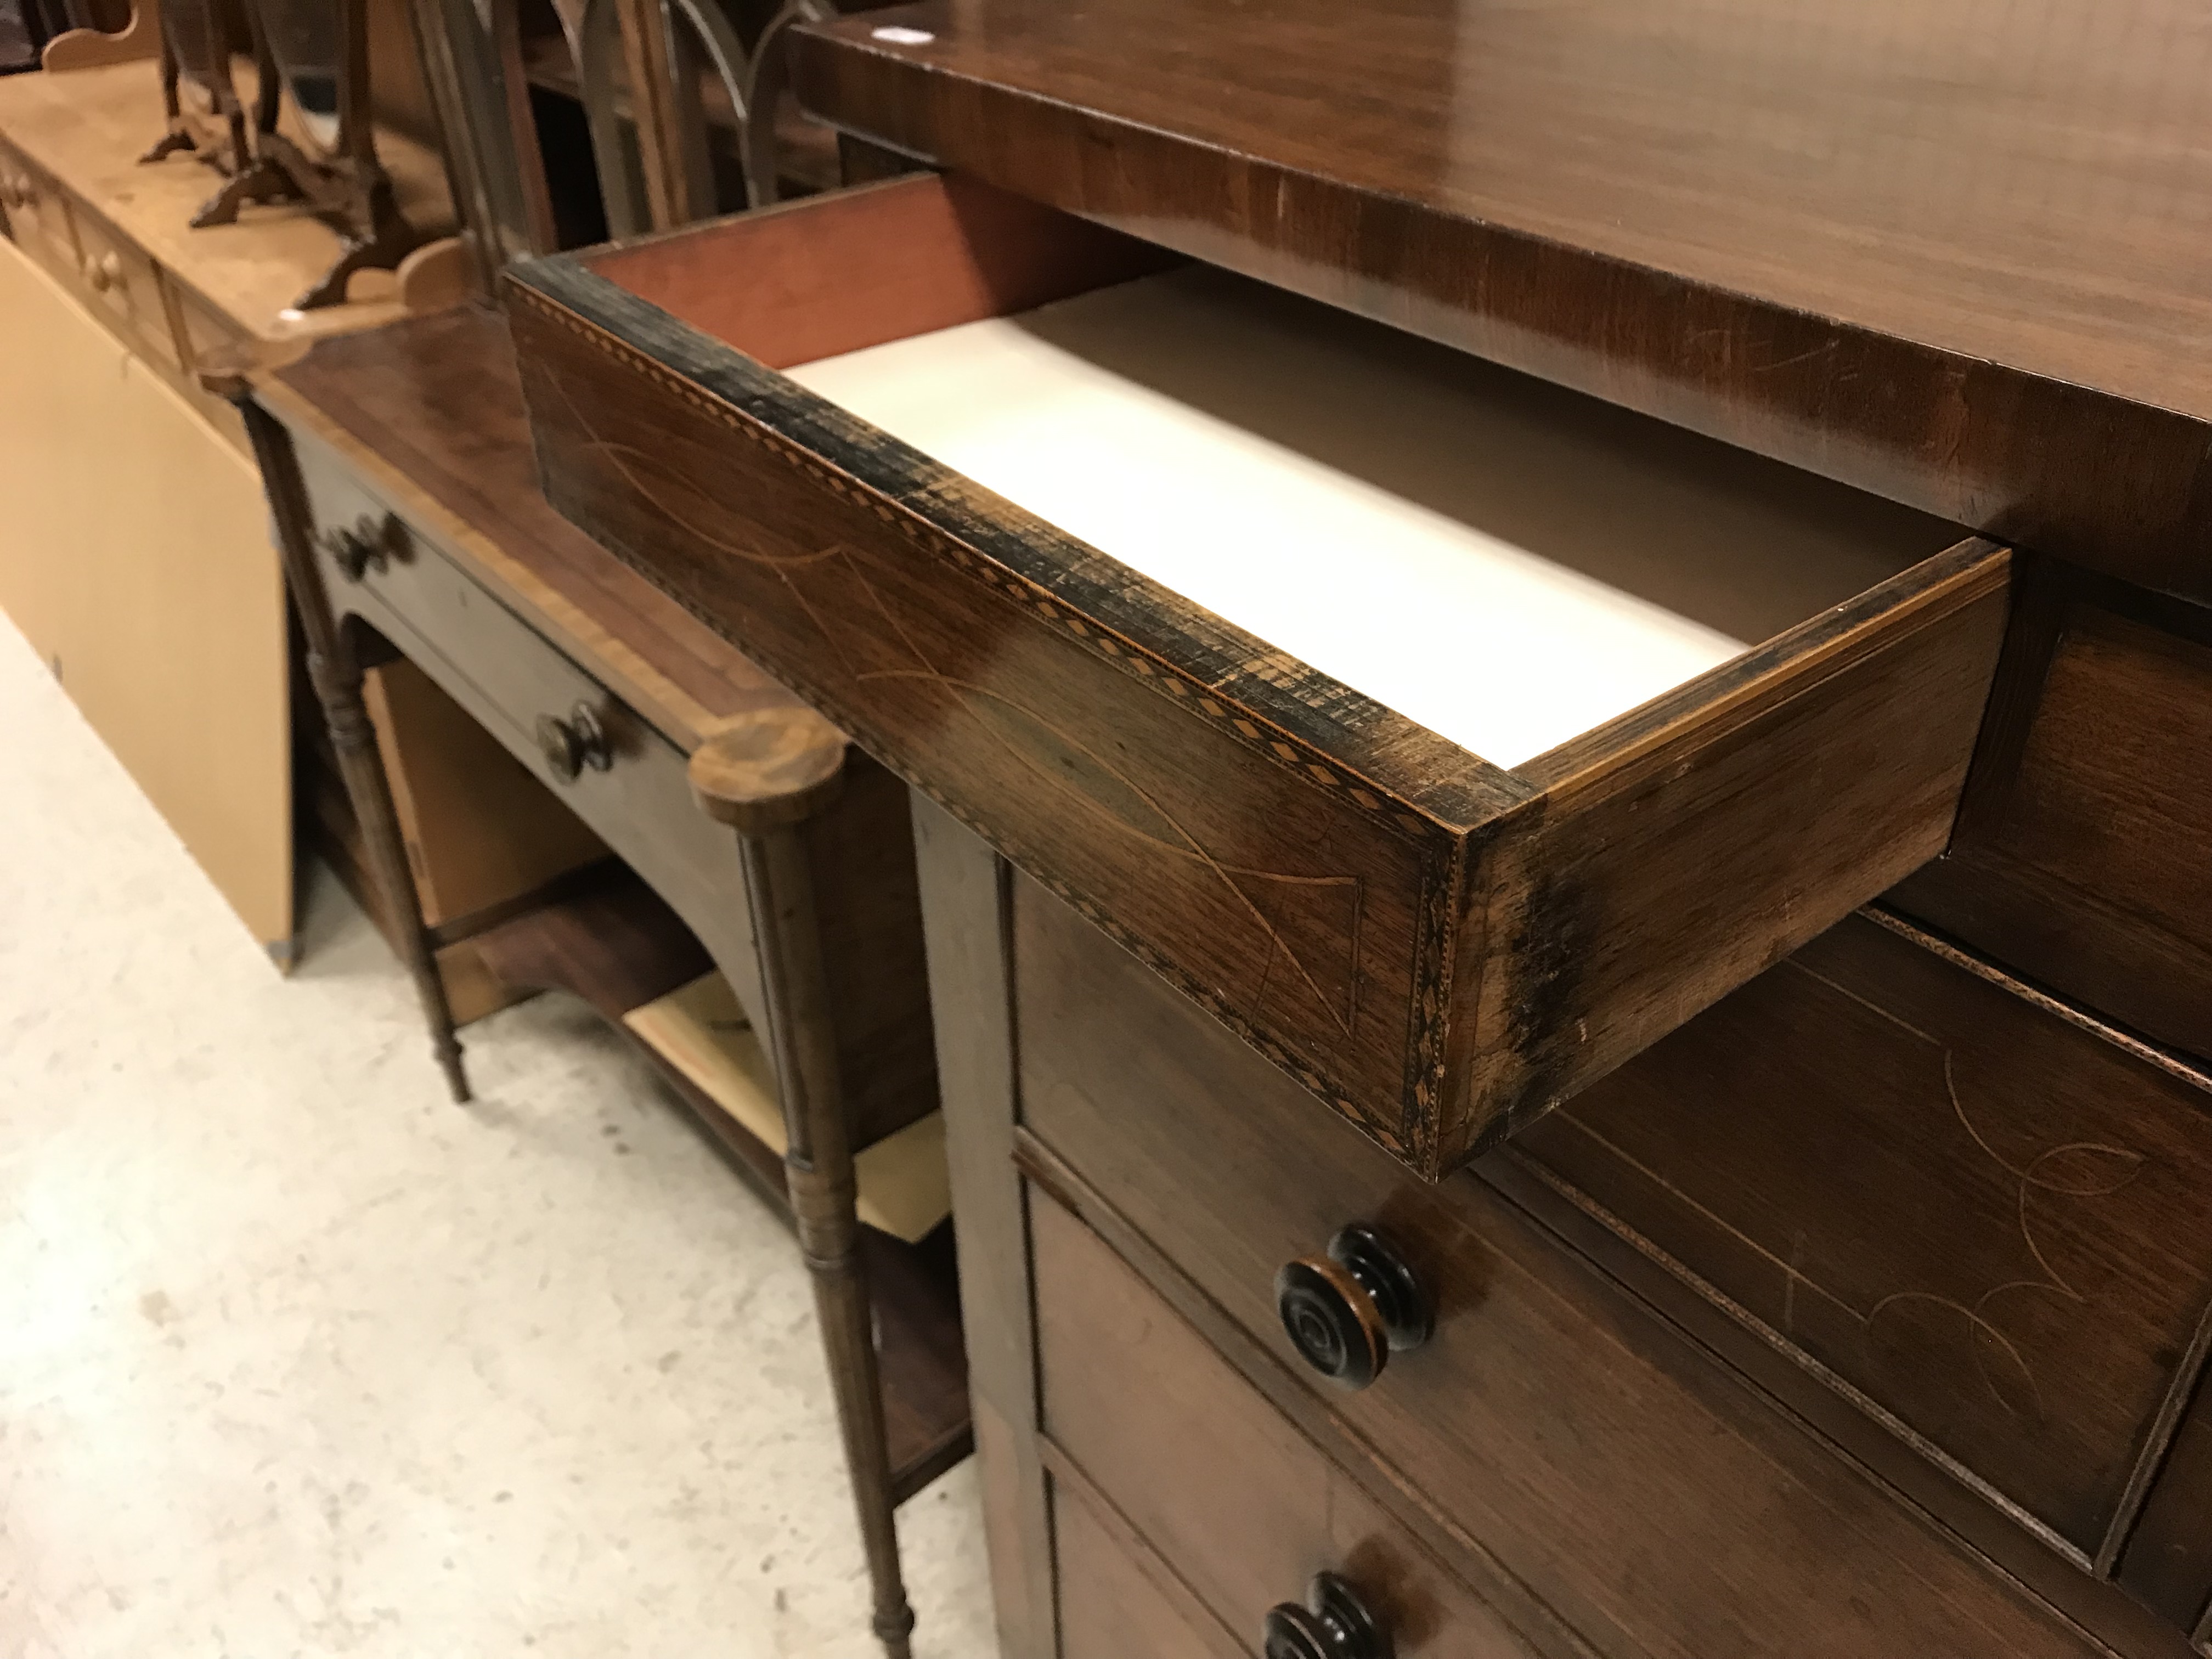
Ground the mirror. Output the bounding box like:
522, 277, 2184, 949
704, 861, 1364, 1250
141, 0, 428, 309
141, 0, 258, 179
255, 0, 346, 156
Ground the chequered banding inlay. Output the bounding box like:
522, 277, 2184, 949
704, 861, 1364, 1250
511, 277, 1463, 1160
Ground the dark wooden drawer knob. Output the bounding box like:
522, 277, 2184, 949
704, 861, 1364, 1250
322, 515, 391, 583
1274, 1223, 1431, 1390
537, 703, 612, 782
1263, 1572, 1392, 1659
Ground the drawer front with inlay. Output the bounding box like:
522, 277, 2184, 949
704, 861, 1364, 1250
1032, 1190, 1532, 1659
1517, 913, 2212, 1566
1014, 873, 2109, 1659
509, 171, 2010, 1177
1892, 568, 2212, 1066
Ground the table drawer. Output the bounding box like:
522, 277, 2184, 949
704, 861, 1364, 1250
294, 442, 771, 1015
508, 171, 2010, 1178
1014, 873, 2109, 1659
67, 201, 178, 370
0, 138, 77, 283
1892, 566, 2212, 1066
291, 436, 938, 1148
1033, 1190, 1532, 1659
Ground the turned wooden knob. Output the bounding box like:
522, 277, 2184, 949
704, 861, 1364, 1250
322, 515, 390, 582
4, 174, 31, 208
84, 252, 121, 292
687, 706, 847, 833
537, 703, 612, 782
1274, 1224, 1431, 1390
1263, 1573, 1392, 1659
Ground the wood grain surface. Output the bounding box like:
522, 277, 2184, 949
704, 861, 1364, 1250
1053, 1475, 1238, 1659
909, 799, 1057, 1659
789, 0, 2212, 601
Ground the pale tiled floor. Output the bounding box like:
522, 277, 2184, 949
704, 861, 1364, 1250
0, 612, 994, 1658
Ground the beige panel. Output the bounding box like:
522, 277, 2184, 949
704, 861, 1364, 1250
63, 348, 292, 953
0, 236, 124, 673
623, 972, 954, 1242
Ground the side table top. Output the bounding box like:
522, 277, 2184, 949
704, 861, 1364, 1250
259, 304, 811, 755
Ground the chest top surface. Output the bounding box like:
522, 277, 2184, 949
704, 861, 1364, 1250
792, 0, 2212, 595
800, 0, 2212, 415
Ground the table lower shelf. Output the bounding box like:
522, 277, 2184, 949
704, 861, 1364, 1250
466, 859, 973, 1504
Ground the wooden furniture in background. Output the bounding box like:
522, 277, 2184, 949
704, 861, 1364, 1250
240, 303, 966, 1656
499, 3, 2212, 1655
407, 0, 888, 279
2, 0, 48, 71
0, 46, 481, 965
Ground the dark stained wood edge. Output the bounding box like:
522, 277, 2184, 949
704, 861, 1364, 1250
910, 799, 1059, 1659
1444, 548, 2012, 1164
788, 26, 2212, 606
1934, 550, 2079, 849
1038, 1440, 1251, 1659
2102, 1297, 2212, 1579
1865, 908, 2212, 1096
1516, 537, 2009, 793
582, 171, 1180, 371
503, 254, 1521, 832
2121, 1369, 2212, 1633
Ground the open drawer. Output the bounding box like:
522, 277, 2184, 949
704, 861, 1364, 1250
507, 173, 2008, 1179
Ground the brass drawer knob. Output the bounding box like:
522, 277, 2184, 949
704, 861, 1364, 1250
1263, 1573, 1392, 1659
1274, 1223, 1430, 1390
537, 703, 612, 782
321, 515, 391, 583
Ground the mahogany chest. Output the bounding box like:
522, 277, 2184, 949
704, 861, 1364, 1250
500, 3, 2212, 1652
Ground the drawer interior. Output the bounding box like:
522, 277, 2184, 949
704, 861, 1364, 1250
533, 174, 2008, 1175
586, 175, 1959, 768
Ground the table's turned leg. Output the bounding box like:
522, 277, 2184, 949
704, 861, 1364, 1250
230, 391, 470, 1104
691, 712, 915, 1659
